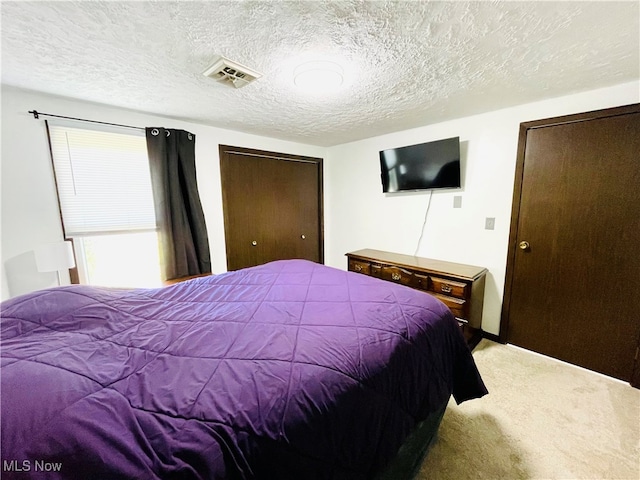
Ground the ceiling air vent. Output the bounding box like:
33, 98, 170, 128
202, 56, 262, 89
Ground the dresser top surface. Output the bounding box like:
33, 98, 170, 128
346, 249, 487, 280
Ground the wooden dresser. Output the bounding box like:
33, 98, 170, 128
346, 249, 487, 347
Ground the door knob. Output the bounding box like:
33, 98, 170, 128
301, 234, 306, 240
251, 240, 257, 246
519, 241, 530, 250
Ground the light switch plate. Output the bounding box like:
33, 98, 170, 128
485, 217, 495, 230
453, 196, 462, 208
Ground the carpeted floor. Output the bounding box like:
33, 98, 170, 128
417, 339, 640, 480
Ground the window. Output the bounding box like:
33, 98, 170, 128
47, 121, 162, 288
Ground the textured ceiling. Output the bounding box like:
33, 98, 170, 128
2, 1, 639, 146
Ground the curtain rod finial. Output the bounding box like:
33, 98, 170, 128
29, 110, 39, 119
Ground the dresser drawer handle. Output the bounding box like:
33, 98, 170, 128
354, 264, 362, 272
391, 272, 401, 281
441, 284, 452, 293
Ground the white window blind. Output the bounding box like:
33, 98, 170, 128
48, 122, 156, 236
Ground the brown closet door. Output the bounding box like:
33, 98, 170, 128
220, 146, 323, 271
503, 106, 640, 383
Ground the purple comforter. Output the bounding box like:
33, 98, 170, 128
1, 260, 486, 479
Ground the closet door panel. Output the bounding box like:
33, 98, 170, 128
220, 146, 323, 271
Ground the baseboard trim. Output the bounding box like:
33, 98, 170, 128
481, 330, 502, 344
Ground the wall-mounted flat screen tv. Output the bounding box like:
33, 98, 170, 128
380, 136, 461, 193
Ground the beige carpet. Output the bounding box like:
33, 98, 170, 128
417, 339, 640, 480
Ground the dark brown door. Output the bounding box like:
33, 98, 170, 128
219, 146, 323, 271
632, 345, 640, 388
502, 105, 640, 383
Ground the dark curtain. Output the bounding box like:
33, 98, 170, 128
145, 128, 211, 281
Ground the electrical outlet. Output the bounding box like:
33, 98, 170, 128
453, 196, 462, 208
485, 217, 495, 230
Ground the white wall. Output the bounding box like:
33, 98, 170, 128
3, 82, 638, 335
324, 81, 639, 335
1, 86, 326, 299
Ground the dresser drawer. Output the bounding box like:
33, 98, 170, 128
348, 259, 371, 275
379, 265, 414, 286
432, 293, 466, 319
346, 249, 487, 348
430, 277, 468, 299
414, 273, 429, 291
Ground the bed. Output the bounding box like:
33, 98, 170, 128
1, 259, 487, 479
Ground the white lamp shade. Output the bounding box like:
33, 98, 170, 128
35, 241, 76, 272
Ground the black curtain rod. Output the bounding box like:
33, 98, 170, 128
28, 110, 144, 131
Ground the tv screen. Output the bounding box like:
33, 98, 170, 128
380, 137, 461, 193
